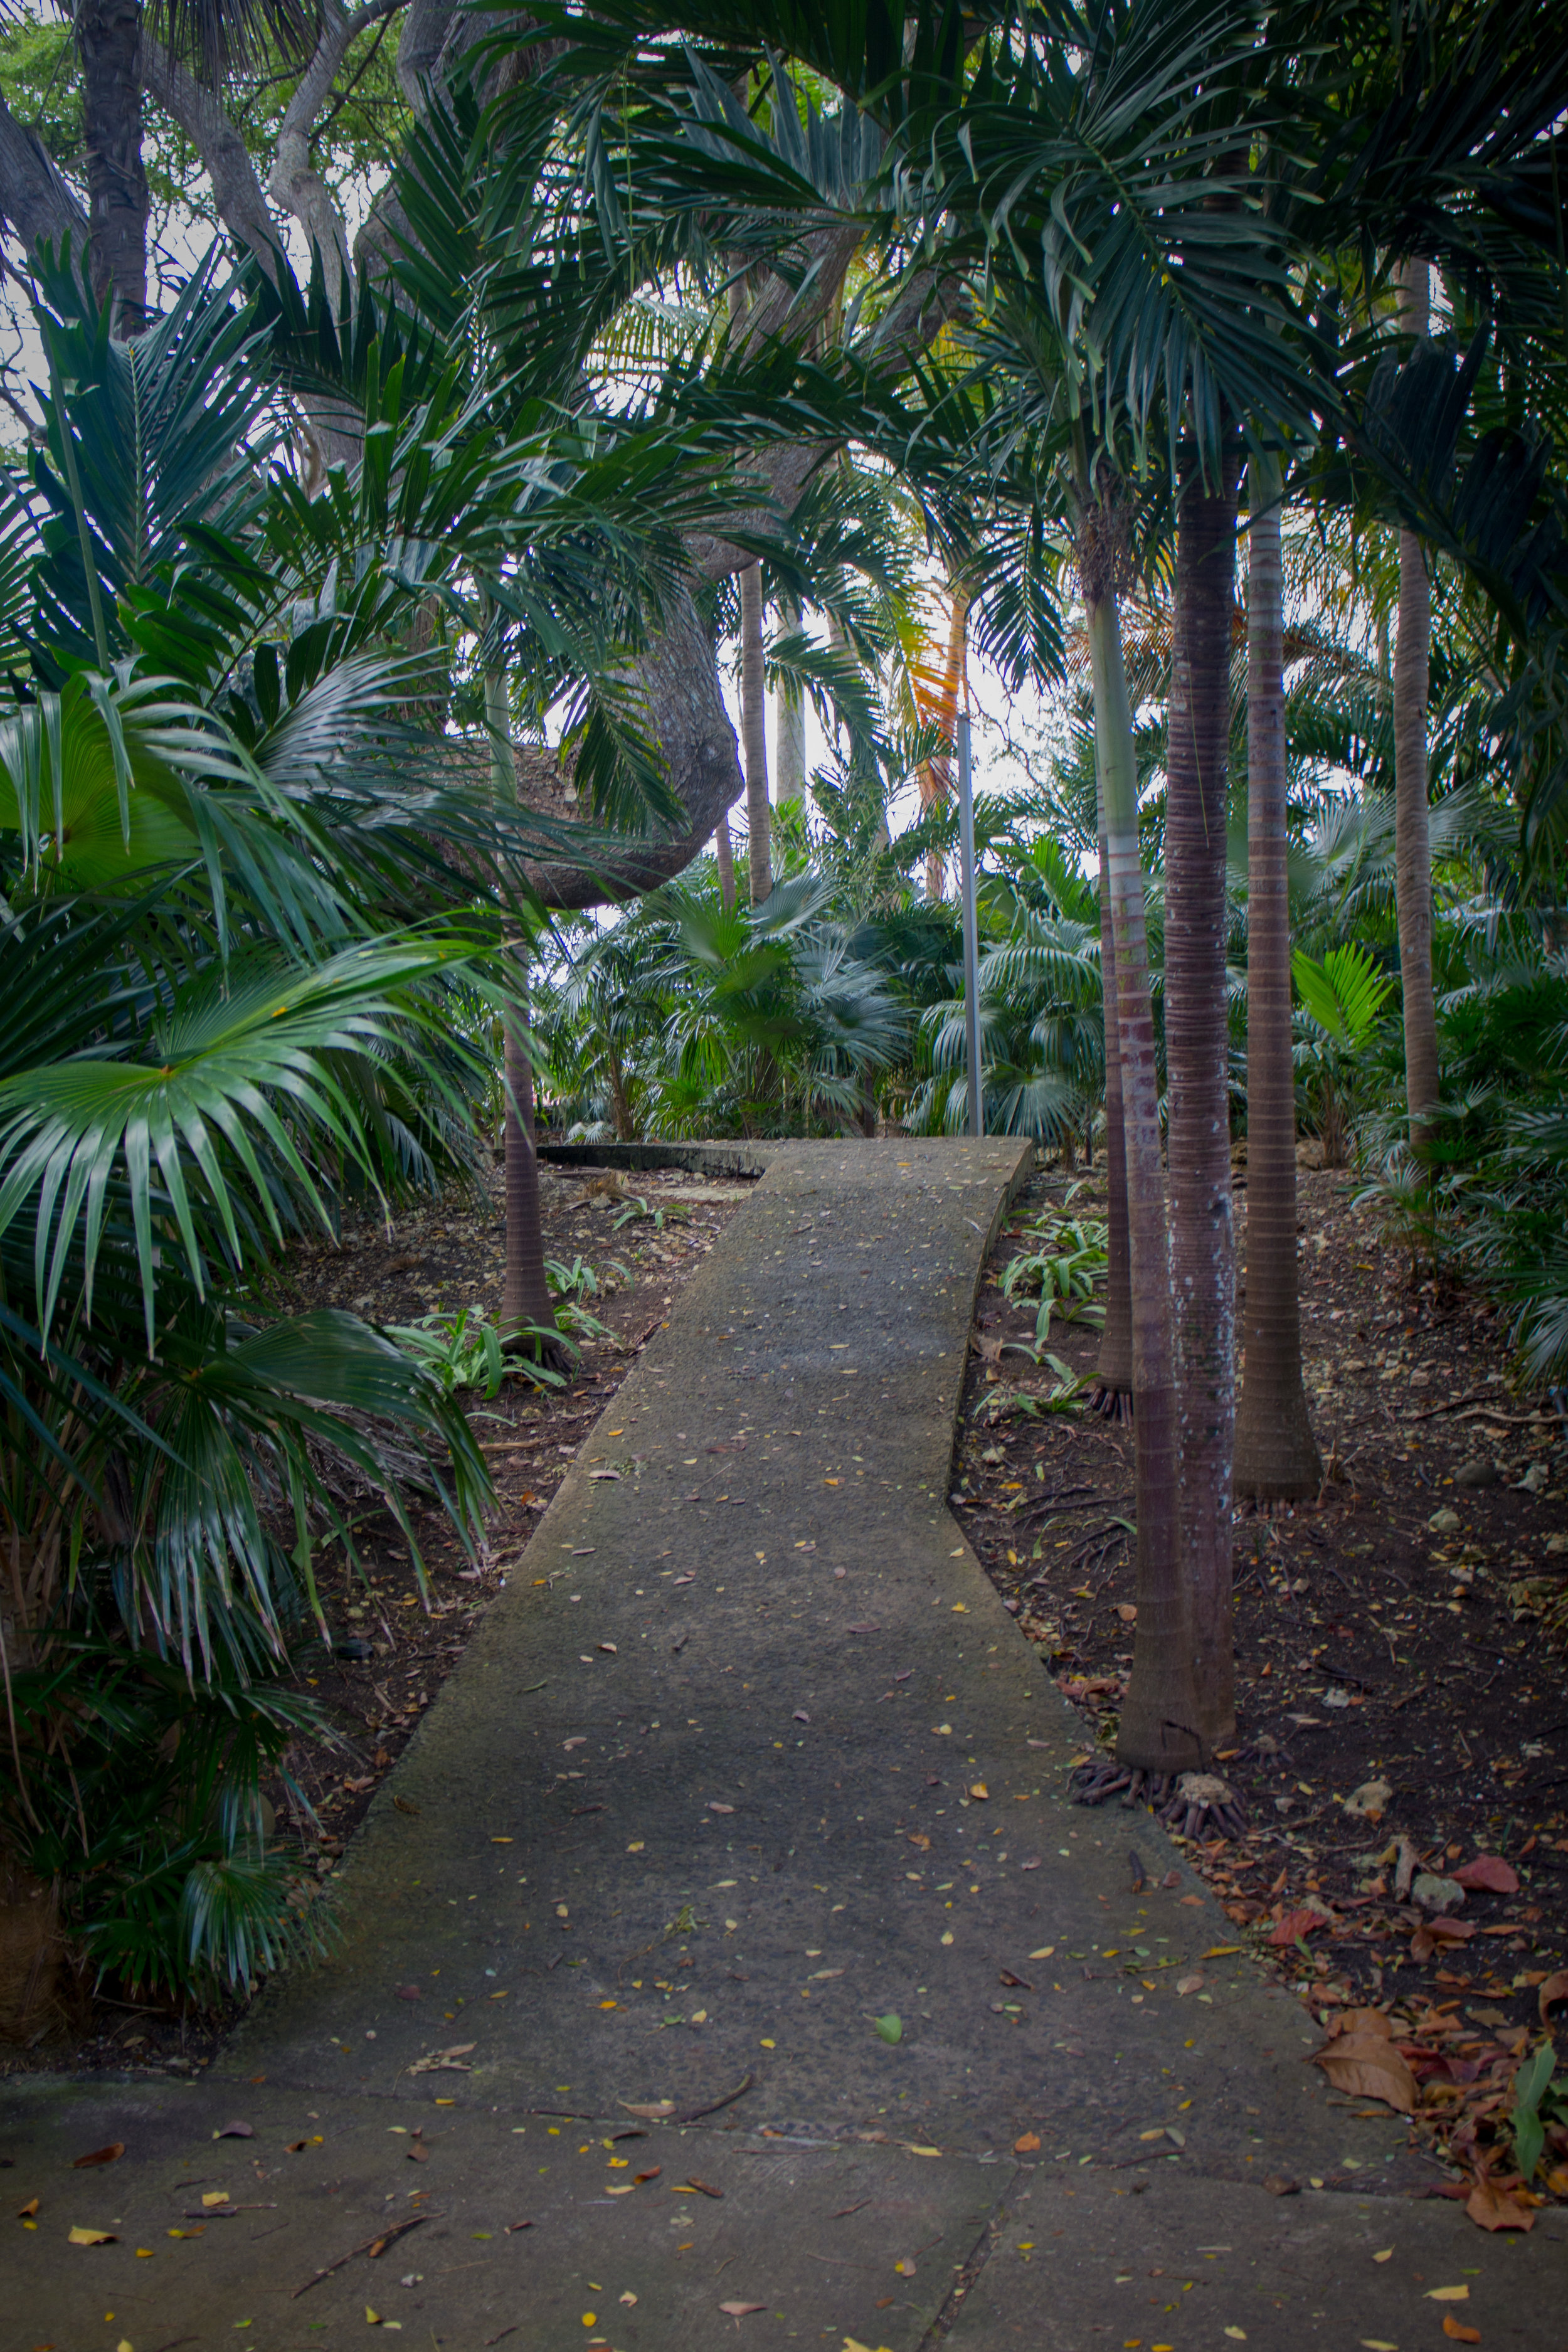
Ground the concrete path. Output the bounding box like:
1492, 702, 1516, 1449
5, 1140, 1562, 2349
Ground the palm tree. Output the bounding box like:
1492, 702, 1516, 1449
739, 558, 773, 903
1392, 257, 1441, 1155
1234, 449, 1321, 1502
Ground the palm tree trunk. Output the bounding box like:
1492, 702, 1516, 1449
1234, 451, 1320, 1502
1164, 442, 1241, 1751
1093, 816, 1134, 1406
486, 661, 563, 1355
739, 560, 772, 905
1394, 257, 1440, 1154
1088, 582, 1202, 1776
776, 595, 807, 803
75, 0, 148, 332
714, 817, 736, 909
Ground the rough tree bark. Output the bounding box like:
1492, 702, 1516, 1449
1163, 441, 1241, 1751
1394, 256, 1440, 1156
0, 89, 89, 257
738, 559, 773, 904
1087, 565, 1202, 1777
1091, 803, 1134, 1407
142, 46, 278, 267
1234, 450, 1320, 1501
74, 0, 149, 329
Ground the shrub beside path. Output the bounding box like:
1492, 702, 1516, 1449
6, 1140, 1559, 2347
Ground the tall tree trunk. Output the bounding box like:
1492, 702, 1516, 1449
1394, 257, 1440, 1155
776, 595, 807, 803
1164, 442, 1241, 1751
1234, 451, 1320, 1501
487, 662, 563, 1357
1089, 581, 1202, 1777
75, 0, 148, 331
917, 588, 969, 902
1093, 808, 1134, 1409
739, 560, 772, 905
714, 817, 736, 909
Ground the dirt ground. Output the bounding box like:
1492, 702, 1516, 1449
955, 1157, 1568, 2204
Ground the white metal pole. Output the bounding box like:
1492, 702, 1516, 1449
957, 711, 983, 1137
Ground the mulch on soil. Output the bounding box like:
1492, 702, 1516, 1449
955, 1157, 1568, 2217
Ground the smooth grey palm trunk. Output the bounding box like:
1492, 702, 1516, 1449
1163, 447, 1240, 1749
1234, 453, 1320, 1501
739, 561, 772, 905
1088, 583, 1202, 1774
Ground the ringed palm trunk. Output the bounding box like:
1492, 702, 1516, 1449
1163, 441, 1241, 1752
1394, 258, 1440, 1155
487, 664, 564, 1358
776, 595, 807, 805
1088, 581, 1202, 1776
1093, 790, 1134, 1407
75, 0, 149, 332
1234, 451, 1320, 1501
714, 817, 736, 909
739, 561, 772, 905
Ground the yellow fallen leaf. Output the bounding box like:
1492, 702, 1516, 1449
68, 2226, 117, 2245
201, 2191, 230, 2208
951, 1603, 968, 1613
620, 2292, 638, 2306
1361, 2341, 1399, 2349
940, 1930, 954, 1946
1029, 1946, 1054, 1959
1201, 1946, 1242, 1958
1373, 2249, 1393, 2263
1224, 2332, 1248, 2342
1426, 2286, 1470, 2302
968, 1783, 988, 1801
366, 2309, 381, 2326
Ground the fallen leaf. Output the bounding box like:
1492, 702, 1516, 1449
846, 1623, 881, 1635
968, 1783, 989, 1801
872, 2014, 903, 2045
686, 2178, 723, 2198
1263, 2175, 1299, 2197
1269, 1909, 1325, 1947
620, 2102, 675, 2119
504, 2220, 534, 2233
1537, 1971, 1568, 2026
1176, 1972, 1205, 1996
71, 2145, 124, 2169
1311, 2033, 1417, 2113
1224, 2332, 1247, 2343
1180, 1895, 1205, 1908
997, 1971, 1033, 1991
18, 2196, 39, 2217
215, 2122, 254, 2139
1452, 1854, 1518, 1894
1426, 2286, 1471, 2301
406, 2144, 428, 2163
709, 1801, 734, 1814
201, 2191, 232, 2208
719, 2304, 766, 2318
633, 2169, 661, 2183
68, 2227, 117, 2245
1014, 2133, 1041, 2153
1466, 2179, 1535, 2233
1443, 2322, 1481, 2344
598, 1642, 618, 1655
395, 1984, 422, 2001
1372, 2249, 1393, 2262
393, 1796, 420, 1816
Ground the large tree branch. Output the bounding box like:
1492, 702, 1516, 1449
268, 0, 407, 311
0, 90, 88, 259
142, 45, 278, 267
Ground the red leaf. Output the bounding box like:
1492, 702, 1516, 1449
1269, 1908, 1324, 1946
1453, 1855, 1520, 1895
71, 2144, 124, 2169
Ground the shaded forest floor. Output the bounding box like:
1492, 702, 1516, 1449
957, 1158, 1567, 2205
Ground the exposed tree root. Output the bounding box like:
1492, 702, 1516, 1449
1068, 1759, 1246, 1840
1087, 1382, 1133, 1424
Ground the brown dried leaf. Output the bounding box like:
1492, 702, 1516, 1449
718, 2302, 766, 2318
1537, 1971, 1568, 2028
1310, 2035, 1417, 2112
71, 2144, 124, 2169
1466, 2178, 1535, 2233
1452, 1855, 1519, 1895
